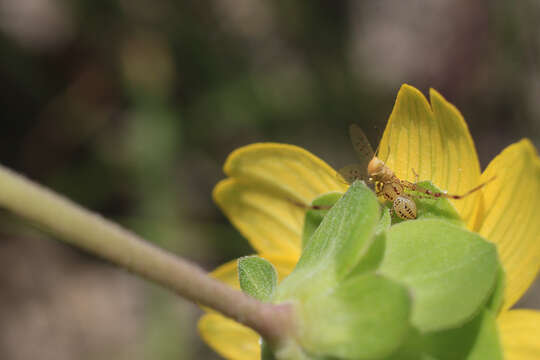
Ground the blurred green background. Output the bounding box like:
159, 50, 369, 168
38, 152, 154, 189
1, 1, 539, 359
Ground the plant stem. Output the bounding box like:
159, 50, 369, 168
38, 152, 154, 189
0, 164, 293, 343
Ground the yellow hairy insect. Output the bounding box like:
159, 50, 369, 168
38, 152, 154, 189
339, 125, 494, 219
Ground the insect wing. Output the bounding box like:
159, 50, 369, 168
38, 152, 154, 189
349, 124, 375, 161
337, 164, 369, 184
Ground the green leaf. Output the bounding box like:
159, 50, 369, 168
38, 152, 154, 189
486, 265, 505, 314
384, 309, 502, 360
389, 181, 464, 227
276, 181, 380, 301
300, 273, 411, 360
347, 230, 386, 276
381, 328, 436, 360
345, 206, 391, 277
411, 181, 464, 226
238, 256, 277, 301
297, 181, 380, 279
377, 206, 392, 233
422, 309, 502, 360
301, 192, 343, 249
465, 310, 503, 360
379, 219, 499, 332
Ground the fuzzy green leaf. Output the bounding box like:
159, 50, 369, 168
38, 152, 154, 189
486, 265, 505, 314
383, 309, 502, 360
276, 181, 380, 302
381, 328, 435, 360
296, 181, 380, 279
379, 219, 499, 332
238, 256, 277, 302
422, 309, 502, 360
377, 206, 392, 233
301, 192, 343, 249
348, 230, 386, 277
300, 273, 411, 359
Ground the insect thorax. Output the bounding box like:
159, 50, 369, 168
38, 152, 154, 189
379, 181, 404, 201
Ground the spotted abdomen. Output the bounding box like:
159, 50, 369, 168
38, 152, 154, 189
393, 195, 417, 219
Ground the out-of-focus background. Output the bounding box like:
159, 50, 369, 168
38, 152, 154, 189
1, 1, 539, 359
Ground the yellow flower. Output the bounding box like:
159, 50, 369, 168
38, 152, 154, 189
198, 84, 540, 360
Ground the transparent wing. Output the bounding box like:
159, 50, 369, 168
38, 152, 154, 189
349, 124, 375, 161
337, 164, 369, 184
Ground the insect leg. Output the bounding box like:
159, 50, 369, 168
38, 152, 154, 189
403, 176, 497, 200
375, 182, 384, 197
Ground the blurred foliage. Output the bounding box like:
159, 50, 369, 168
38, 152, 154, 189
1, 1, 539, 359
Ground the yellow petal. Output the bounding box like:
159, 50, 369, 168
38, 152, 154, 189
498, 309, 540, 360
211, 257, 242, 289
214, 178, 303, 257
378, 85, 482, 228
223, 143, 347, 202
198, 313, 260, 360
477, 139, 540, 309
215, 143, 347, 256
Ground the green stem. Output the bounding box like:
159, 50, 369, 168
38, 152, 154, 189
0, 164, 293, 344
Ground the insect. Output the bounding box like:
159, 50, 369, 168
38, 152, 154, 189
338, 124, 495, 219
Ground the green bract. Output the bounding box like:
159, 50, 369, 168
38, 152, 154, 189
389, 181, 464, 226
379, 219, 498, 332
300, 273, 411, 359
301, 191, 343, 250
238, 256, 278, 302
237, 181, 504, 360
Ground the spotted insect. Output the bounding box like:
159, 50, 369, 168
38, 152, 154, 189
338, 124, 495, 219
